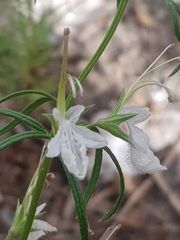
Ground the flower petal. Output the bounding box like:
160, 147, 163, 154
52, 108, 63, 122
119, 106, 150, 124
128, 125, 167, 173
33, 219, 57, 232
46, 128, 64, 158
35, 203, 46, 215
27, 229, 44, 240
47, 104, 107, 179
61, 142, 89, 179
73, 125, 108, 148
66, 105, 85, 123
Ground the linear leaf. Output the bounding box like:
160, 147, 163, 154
174, 1, 180, 15
0, 131, 50, 151
83, 148, 103, 206
0, 90, 56, 104
117, 0, 121, 8
0, 109, 47, 133
60, 157, 88, 240
168, 63, 180, 78
109, 89, 126, 116
0, 97, 52, 136
98, 124, 131, 145
167, 0, 180, 41
100, 146, 124, 221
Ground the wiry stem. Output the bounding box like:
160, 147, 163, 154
66, 0, 129, 109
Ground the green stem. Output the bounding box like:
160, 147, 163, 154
66, 0, 129, 109
19, 156, 52, 240
60, 157, 88, 240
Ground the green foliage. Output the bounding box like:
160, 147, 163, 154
0, 97, 52, 136
166, 0, 180, 41
100, 147, 124, 221
83, 148, 103, 207
168, 63, 180, 78
61, 157, 88, 240
96, 113, 135, 145
0, 109, 47, 133
0, 131, 50, 151
0, 90, 54, 148
117, 0, 121, 8
0, 90, 56, 104
0, 0, 56, 100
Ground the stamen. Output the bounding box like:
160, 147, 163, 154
67, 74, 76, 98
139, 43, 175, 79
168, 96, 175, 103
67, 74, 84, 98
120, 44, 177, 107
73, 76, 84, 97
147, 57, 180, 75
133, 80, 175, 102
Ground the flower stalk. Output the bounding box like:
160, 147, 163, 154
19, 153, 52, 240
66, 0, 129, 109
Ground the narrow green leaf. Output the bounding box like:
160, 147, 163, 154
42, 113, 57, 136
83, 148, 103, 206
117, 0, 121, 8
168, 63, 180, 78
98, 124, 131, 145
60, 157, 88, 240
98, 113, 136, 126
100, 146, 124, 221
19, 157, 52, 240
0, 131, 50, 151
174, 1, 180, 16
0, 90, 56, 104
66, 0, 129, 109
81, 104, 95, 116
0, 97, 52, 136
0, 109, 47, 134
167, 0, 180, 41
109, 89, 126, 116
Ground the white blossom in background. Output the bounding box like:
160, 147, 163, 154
46, 105, 107, 179
119, 106, 167, 174
28, 203, 57, 240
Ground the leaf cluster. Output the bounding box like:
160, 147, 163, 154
0, 90, 56, 150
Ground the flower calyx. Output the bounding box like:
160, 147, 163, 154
96, 113, 137, 144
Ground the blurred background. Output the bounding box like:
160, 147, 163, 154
0, 0, 180, 239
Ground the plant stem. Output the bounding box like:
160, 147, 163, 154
19, 156, 52, 240
66, 0, 129, 109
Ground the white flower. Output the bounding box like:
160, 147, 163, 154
46, 105, 108, 179
28, 203, 57, 240
119, 106, 167, 173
